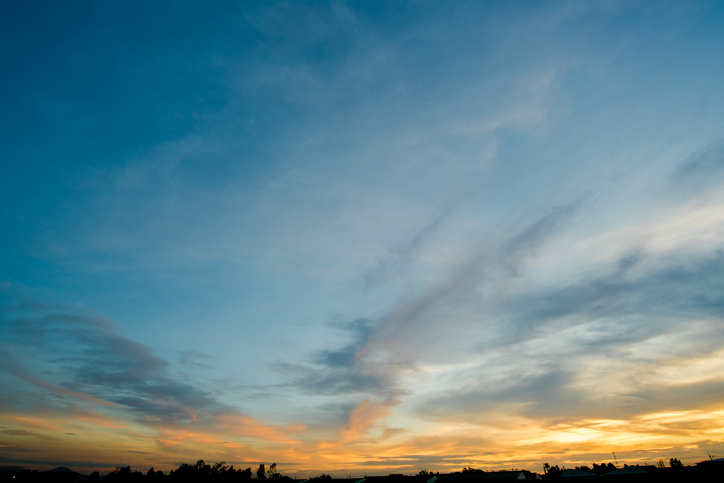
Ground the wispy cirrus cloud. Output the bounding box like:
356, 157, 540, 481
0, 295, 306, 469
4, 0, 724, 474
266, 136, 724, 465
0, 302, 217, 423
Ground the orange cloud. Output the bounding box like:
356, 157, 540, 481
153, 426, 226, 447
71, 408, 129, 429
341, 398, 394, 442
13, 372, 115, 407
2, 414, 64, 432
215, 413, 304, 444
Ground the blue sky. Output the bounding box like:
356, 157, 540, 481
2, 0, 724, 475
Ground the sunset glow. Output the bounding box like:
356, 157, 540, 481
2, 0, 724, 476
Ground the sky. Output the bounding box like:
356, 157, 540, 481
2, 0, 724, 476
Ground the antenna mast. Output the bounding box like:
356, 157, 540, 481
612, 452, 618, 466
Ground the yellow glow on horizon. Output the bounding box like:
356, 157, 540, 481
2, 392, 724, 474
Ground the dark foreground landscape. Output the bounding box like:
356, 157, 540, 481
4, 460, 724, 483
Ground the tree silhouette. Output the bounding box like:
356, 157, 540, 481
541, 464, 562, 479
105, 466, 144, 483
267, 464, 281, 480
308, 475, 331, 481
169, 460, 254, 483
591, 463, 616, 474
460, 467, 483, 474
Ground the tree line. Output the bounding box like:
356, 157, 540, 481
0, 456, 701, 483
101, 461, 285, 483
0, 461, 288, 483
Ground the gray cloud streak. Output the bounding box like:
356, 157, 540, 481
0, 296, 227, 424
413, 249, 724, 424
278, 137, 724, 435
274, 202, 583, 436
